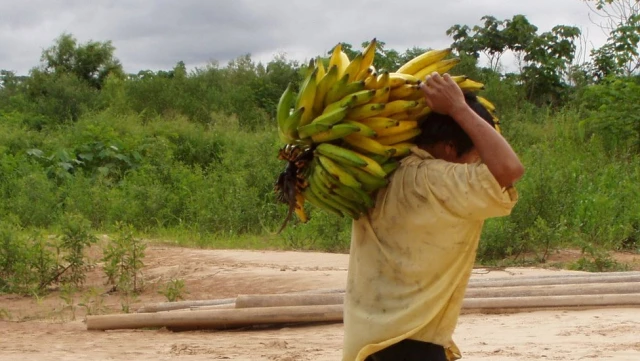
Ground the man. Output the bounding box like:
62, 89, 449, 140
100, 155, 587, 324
341, 72, 524, 361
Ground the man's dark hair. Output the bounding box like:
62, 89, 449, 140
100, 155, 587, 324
414, 92, 496, 157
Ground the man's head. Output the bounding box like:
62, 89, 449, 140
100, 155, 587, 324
414, 92, 496, 164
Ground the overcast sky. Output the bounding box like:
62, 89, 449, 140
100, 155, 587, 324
0, 0, 611, 75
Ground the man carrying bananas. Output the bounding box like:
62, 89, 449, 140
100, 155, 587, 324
342, 72, 524, 361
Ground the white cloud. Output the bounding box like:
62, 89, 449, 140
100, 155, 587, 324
0, 0, 612, 75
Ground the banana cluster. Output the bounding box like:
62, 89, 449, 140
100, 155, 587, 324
274, 39, 500, 230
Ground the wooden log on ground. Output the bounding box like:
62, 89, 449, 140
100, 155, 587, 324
232, 283, 640, 308
462, 293, 640, 310
87, 293, 640, 331
466, 282, 640, 298
235, 293, 344, 308
136, 298, 236, 313
87, 304, 343, 331
468, 273, 640, 288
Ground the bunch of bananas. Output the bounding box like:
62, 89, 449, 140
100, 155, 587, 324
274, 39, 500, 232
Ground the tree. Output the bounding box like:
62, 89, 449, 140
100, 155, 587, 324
584, 0, 640, 77
446, 15, 581, 105
40, 33, 124, 89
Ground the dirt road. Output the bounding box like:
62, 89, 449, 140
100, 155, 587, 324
1, 246, 639, 361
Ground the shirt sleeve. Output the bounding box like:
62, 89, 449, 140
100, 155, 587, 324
413, 159, 519, 221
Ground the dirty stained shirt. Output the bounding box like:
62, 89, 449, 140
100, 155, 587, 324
342, 147, 519, 361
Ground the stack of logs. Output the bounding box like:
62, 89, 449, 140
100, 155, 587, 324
86, 271, 640, 331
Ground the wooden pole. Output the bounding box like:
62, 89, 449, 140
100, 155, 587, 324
235, 293, 344, 309
468, 273, 640, 288
87, 304, 344, 331
231, 283, 640, 308
466, 282, 640, 298
462, 293, 640, 310
87, 294, 640, 331
136, 298, 236, 313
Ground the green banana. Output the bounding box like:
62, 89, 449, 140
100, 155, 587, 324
308, 174, 360, 219
342, 164, 389, 192
297, 122, 331, 139
313, 106, 349, 126
311, 123, 361, 143
281, 106, 305, 141
324, 73, 350, 106
317, 155, 362, 189
314, 143, 368, 167
302, 186, 343, 218
277, 82, 296, 143
315, 165, 374, 209
382, 158, 400, 175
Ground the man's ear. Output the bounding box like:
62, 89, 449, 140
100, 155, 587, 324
444, 142, 457, 157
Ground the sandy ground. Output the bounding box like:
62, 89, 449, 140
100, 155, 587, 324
1, 244, 639, 361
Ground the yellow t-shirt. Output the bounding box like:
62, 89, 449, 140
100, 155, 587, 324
342, 147, 519, 361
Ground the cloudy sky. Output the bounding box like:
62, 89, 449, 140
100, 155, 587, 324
1, 0, 611, 75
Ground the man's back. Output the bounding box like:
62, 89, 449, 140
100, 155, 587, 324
342, 147, 518, 361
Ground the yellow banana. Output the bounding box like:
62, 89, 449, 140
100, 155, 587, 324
389, 84, 421, 101
396, 48, 452, 75
376, 128, 422, 146
387, 142, 415, 157
355, 152, 387, 178
315, 57, 326, 82
343, 120, 377, 137
376, 71, 390, 89
374, 120, 419, 137
313, 65, 339, 114
370, 86, 391, 103
314, 143, 368, 167
317, 155, 362, 189
389, 73, 420, 88
377, 100, 419, 118
407, 106, 432, 120
347, 89, 376, 107
296, 67, 319, 126
344, 53, 364, 83
347, 103, 386, 120
458, 78, 485, 92
329, 44, 348, 78
338, 50, 350, 77
311, 123, 360, 143
357, 117, 399, 129
361, 38, 377, 73
355, 66, 374, 82
477, 96, 496, 112
390, 112, 410, 121
364, 73, 379, 89
413, 58, 461, 81
294, 193, 308, 222
344, 133, 396, 157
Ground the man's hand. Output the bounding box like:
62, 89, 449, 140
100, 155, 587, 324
419, 72, 466, 115
419, 72, 525, 189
